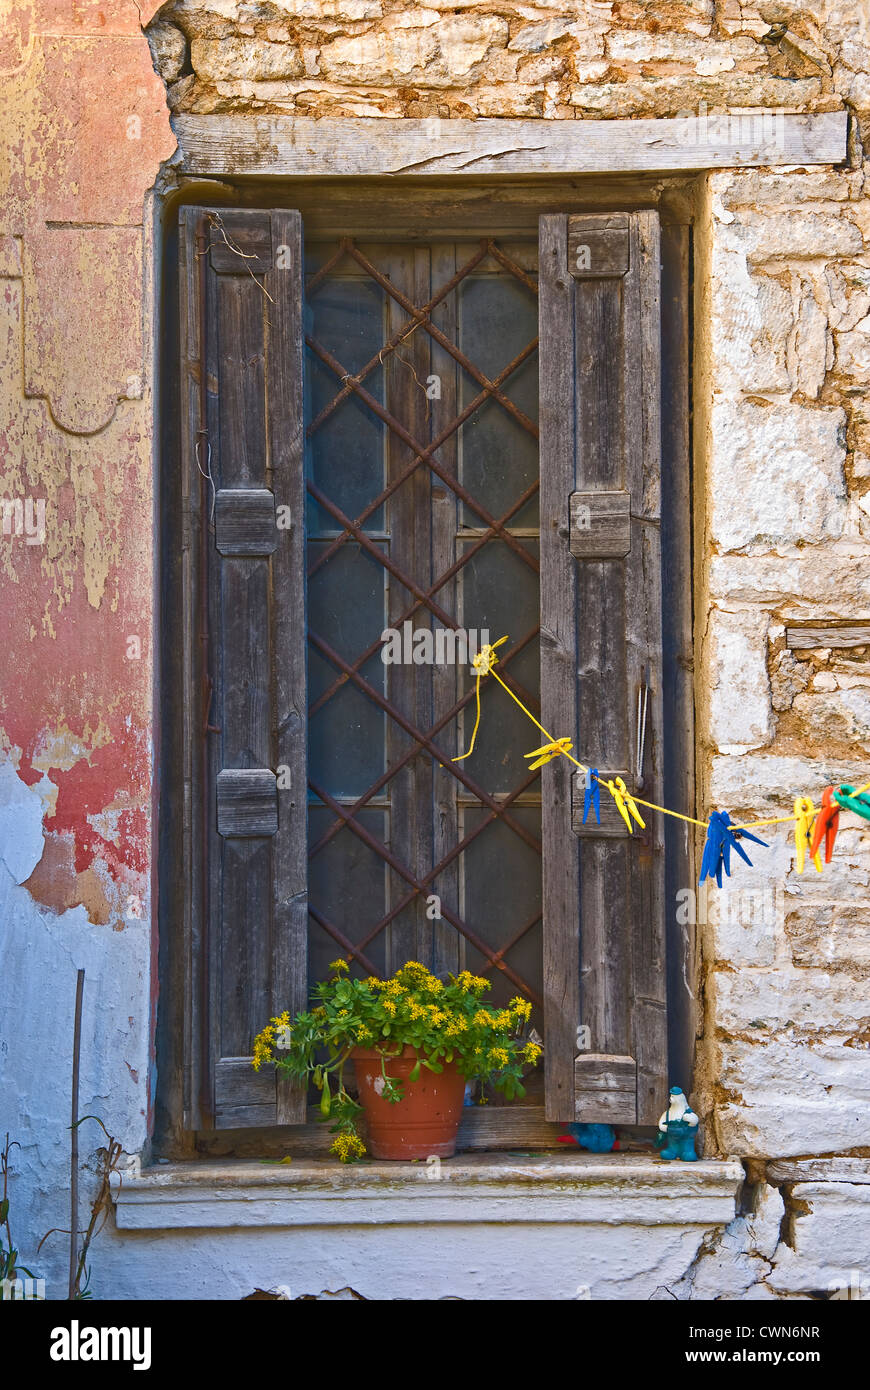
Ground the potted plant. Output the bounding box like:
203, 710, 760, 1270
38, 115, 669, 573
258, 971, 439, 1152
252, 959, 542, 1161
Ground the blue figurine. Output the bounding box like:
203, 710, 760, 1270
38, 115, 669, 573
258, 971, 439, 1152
561, 1123, 617, 1153
699, 810, 767, 888
657, 1087, 699, 1161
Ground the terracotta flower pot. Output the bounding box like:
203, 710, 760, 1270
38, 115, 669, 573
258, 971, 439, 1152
351, 1045, 467, 1160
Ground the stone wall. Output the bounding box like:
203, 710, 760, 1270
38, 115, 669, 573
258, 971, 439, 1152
147, 0, 854, 121
697, 157, 870, 1160
1, 0, 869, 1298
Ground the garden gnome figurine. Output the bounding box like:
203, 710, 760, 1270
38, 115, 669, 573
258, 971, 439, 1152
657, 1087, 699, 1161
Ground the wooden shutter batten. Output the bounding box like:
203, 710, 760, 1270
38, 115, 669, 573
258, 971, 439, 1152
539, 209, 669, 1128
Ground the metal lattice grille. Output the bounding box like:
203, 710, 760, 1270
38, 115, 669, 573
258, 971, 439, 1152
305, 237, 542, 1007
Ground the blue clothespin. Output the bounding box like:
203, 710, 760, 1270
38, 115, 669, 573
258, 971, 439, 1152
582, 767, 601, 825
699, 810, 768, 888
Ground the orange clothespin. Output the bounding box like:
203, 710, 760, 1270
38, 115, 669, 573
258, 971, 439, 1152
524, 737, 573, 771
794, 797, 822, 874
605, 776, 646, 834
809, 786, 840, 865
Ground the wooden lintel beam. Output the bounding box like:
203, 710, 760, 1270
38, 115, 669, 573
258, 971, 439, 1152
173, 112, 848, 179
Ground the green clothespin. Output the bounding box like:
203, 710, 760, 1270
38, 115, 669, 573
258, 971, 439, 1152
833, 784, 870, 822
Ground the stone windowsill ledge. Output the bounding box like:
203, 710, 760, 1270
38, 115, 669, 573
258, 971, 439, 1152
112, 1153, 744, 1231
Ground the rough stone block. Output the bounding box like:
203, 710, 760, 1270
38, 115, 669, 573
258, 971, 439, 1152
708, 756, 870, 822
192, 37, 304, 81
768, 1182, 870, 1295
319, 16, 508, 86
709, 553, 870, 609
786, 901, 870, 970
791, 686, 870, 752
706, 606, 774, 751
835, 317, 870, 381
569, 73, 822, 117
714, 966, 870, 1036
731, 211, 864, 264
605, 32, 761, 70
147, 21, 189, 84
710, 248, 792, 395
715, 1038, 870, 1157
708, 401, 847, 551
508, 20, 604, 55
712, 168, 860, 207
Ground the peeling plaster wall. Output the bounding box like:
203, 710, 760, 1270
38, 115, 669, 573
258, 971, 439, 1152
2, 0, 870, 1299
0, 0, 174, 1299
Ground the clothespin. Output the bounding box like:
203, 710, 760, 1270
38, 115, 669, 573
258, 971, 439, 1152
809, 786, 840, 864
582, 767, 601, 826
699, 810, 768, 888
793, 797, 823, 874
604, 776, 646, 834
833, 784, 870, 823
524, 736, 573, 771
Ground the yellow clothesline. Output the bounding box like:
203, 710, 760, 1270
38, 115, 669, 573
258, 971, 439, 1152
452, 637, 870, 838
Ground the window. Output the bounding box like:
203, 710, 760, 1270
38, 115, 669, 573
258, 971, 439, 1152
305, 236, 542, 1015
161, 192, 693, 1143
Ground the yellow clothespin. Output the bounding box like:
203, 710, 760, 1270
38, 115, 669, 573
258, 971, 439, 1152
524, 737, 573, 771
794, 796, 823, 874
604, 776, 646, 834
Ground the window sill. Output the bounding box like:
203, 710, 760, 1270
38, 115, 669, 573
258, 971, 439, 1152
113, 1152, 744, 1231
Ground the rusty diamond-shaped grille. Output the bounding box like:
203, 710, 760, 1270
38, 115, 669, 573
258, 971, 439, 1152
305, 236, 542, 1009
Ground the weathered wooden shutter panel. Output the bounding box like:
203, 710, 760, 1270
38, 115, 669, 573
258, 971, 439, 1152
179, 207, 307, 1129
539, 211, 667, 1126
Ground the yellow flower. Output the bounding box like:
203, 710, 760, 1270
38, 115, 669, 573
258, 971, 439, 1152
251, 1030, 273, 1072
331, 1133, 366, 1163
329, 958, 349, 973
473, 1009, 493, 1029
251, 1011, 292, 1071
522, 1042, 543, 1065
455, 970, 489, 995
488, 1047, 509, 1067
382, 998, 397, 1016
509, 997, 533, 1022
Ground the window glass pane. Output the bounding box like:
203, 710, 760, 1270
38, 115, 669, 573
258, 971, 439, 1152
458, 273, 539, 529
458, 537, 540, 795
459, 804, 543, 1024
308, 540, 386, 797
306, 275, 386, 533
308, 806, 388, 982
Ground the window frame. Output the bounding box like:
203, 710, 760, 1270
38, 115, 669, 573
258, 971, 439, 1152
155, 177, 695, 1159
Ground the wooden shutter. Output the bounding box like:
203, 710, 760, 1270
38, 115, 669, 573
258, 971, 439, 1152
539, 211, 668, 1126
179, 207, 307, 1129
